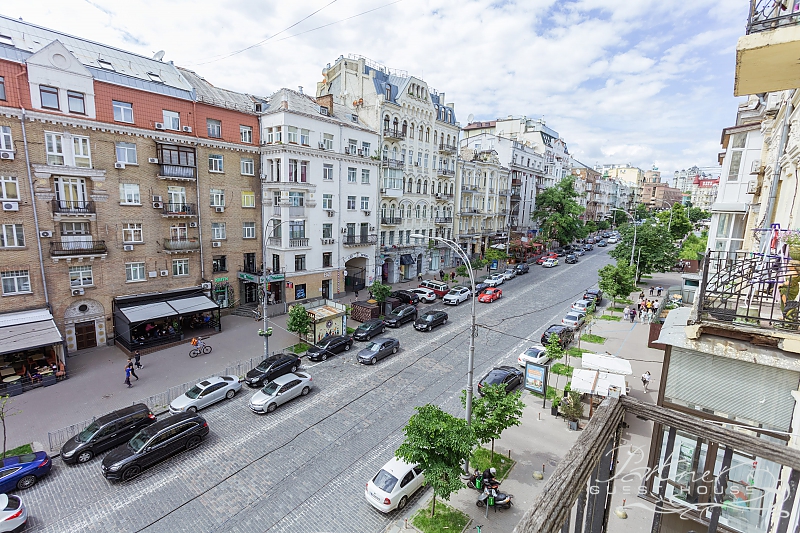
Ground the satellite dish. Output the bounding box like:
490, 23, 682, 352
467, 113, 474, 124
152, 50, 165, 61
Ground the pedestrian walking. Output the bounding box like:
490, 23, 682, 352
657, 286, 663, 297
623, 306, 630, 322
629, 307, 637, 323
354, 289, 359, 300
641, 371, 651, 393
124, 365, 132, 388
649, 286, 654, 296
439, 269, 445, 281
134, 350, 142, 369
639, 291, 645, 300
127, 358, 139, 381
639, 308, 646, 323
680, 261, 686, 273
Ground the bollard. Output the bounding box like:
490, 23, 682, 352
508, 449, 511, 459
404, 518, 408, 529
538, 412, 541, 421
543, 463, 546, 473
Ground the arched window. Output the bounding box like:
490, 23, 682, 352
433, 131, 438, 146
407, 179, 413, 193
446, 134, 450, 146
422, 205, 427, 218
416, 205, 421, 218
392, 118, 399, 134
382, 145, 388, 160
419, 125, 424, 139
402, 177, 406, 191
447, 110, 451, 122
423, 180, 428, 194
437, 181, 442, 194
386, 84, 392, 101
449, 183, 454, 195
426, 128, 430, 142
392, 147, 398, 160
416, 179, 422, 194
409, 123, 415, 139
381, 203, 387, 218
402, 121, 408, 135
389, 204, 396, 218
383, 115, 390, 131
406, 204, 412, 218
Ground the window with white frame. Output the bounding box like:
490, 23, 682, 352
113, 101, 133, 123
322, 194, 333, 209
361, 196, 369, 210
163, 110, 180, 130
424, 153, 429, 168
361, 169, 370, 184
300, 129, 310, 145
727, 133, 747, 182
0, 224, 24, 247
69, 265, 93, 287
361, 141, 371, 156
241, 158, 254, 175
347, 196, 356, 210
125, 262, 146, 282
73, 136, 91, 167
323, 164, 333, 181
240, 125, 252, 143
45, 132, 65, 165
210, 189, 225, 207
242, 222, 256, 239
0, 176, 18, 200
209, 154, 224, 172
300, 161, 308, 183
119, 183, 140, 205
122, 223, 143, 243
323, 223, 333, 239
1, 270, 30, 294
323, 133, 334, 150
348, 139, 358, 153
0, 126, 11, 151
288, 159, 298, 182
0, 76, 5, 101
266, 127, 274, 144
287, 126, 298, 143
172, 258, 189, 276
207, 119, 222, 138
212, 222, 226, 240
348, 167, 357, 183
116, 142, 137, 164
274, 126, 282, 143
288, 191, 304, 206
241, 191, 255, 208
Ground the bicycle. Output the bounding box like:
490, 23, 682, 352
189, 338, 212, 358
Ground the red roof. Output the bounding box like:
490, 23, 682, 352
463, 121, 497, 131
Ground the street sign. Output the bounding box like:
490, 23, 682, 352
490, 259, 499, 270
525, 362, 548, 409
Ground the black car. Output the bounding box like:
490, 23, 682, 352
602, 232, 611, 238
357, 337, 401, 365
390, 290, 420, 305
414, 310, 449, 332
245, 354, 301, 388
540, 324, 575, 348
583, 288, 603, 304
554, 248, 567, 257
353, 319, 386, 341
307, 335, 353, 361
474, 276, 491, 293
514, 263, 530, 274
478, 366, 524, 395
597, 240, 607, 247
385, 304, 418, 327
565, 254, 578, 264
61, 404, 156, 465
584, 243, 594, 251
101, 412, 209, 482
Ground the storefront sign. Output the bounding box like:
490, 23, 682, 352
237, 272, 262, 283
346, 252, 370, 260
268, 274, 285, 282
214, 277, 229, 283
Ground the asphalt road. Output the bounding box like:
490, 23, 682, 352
19, 249, 614, 533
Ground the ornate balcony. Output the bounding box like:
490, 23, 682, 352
435, 217, 453, 224
461, 185, 478, 193
381, 158, 403, 169
158, 164, 196, 181
437, 168, 455, 177
161, 203, 197, 217
381, 217, 402, 225
50, 240, 107, 260
438, 143, 456, 155
289, 238, 309, 248
383, 128, 406, 141
51, 200, 96, 221
343, 234, 377, 246
162, 238, 200, 254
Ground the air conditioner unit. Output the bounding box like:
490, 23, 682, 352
318, 142, 326, 149
326, 210, 335, 217
215, 206, 225, 213
148, 157, 159, 164
201, 281, 212, 290
189, 222, 198, 228
344, 147, 350, 155
341, 228, 347, 234
148, 271, 158, 278
357, 149, 364, 156
71, 288, 85, 296
319, 106, 329, 116
363, 210, 371, 216
0, 151, 14, 160
212, 241, 222, 248
750, 160, 761, 174
380, 188, 386, 194
152, 195, 163, 202
123, 244, 134, 251
747, 180, 758, 194
182, 126, 192, 133
160, 270, 169, 277
322, 238, 334, 245
114, 162, 125, 169
152, 201, 163, 209
414, 162, 419, 166
155, 122, 165, 130
435, 193, 442, 199
2, 202, 19, 212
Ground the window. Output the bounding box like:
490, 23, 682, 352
172, 259, 189, 277
348, 139, 358, 154
322, 223, 332, 239
210, 189, 225, 207
45, 133, 64, 165
112, 101, 133, 123
125, 262, 145, 282
0, 176, 18, 200
208, 154, 224, 172
213, 255, 227, 272
207, 119, 221, 138
295, 255, 306, 271
242, 222, 256, 239
288, 191, 304, 207
274, 126, 282, 143
241, 191, 255, 208
211, 222, 226, 240
323, 133, 334, 150
0, 126, 10, 151
0, 77, 5, 100
67, 91, 85, 114
323, 164, 333, 181
727, 133, 747, 182
240, 158, 254, 176
73, 136, 91, 167
40, 86, 59, 109
294, 128, 307, 145
289, 220, 305, 239
116, 142, 137, 164
424, 154, 429, 168
122, 223, 143, 243
348, 167, 357, 183
266, 127, 274, 144
0, 224, 24, 247
361, 196, 369, 210
163, 110, 180, 130
295, 283, 306, 300
380, 231, 386, 246
119, 183, 140, 205
300, 161, 308, 183
362, 169, 370, 184
240, 125, 252, 143
347, 196, 356, 210
287, 126, 298, 143
323, 252, 332, 268
68, 265, 93, 287
1, 270, 30, 294
322, 194, 333, 210
147, 72, 163, 83
288, 159, 298, 182
362, 141, 371, 156
158, 143, 196, 167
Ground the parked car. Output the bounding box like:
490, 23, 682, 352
365, 457, 425, 513
353, 319, 386, 341
61, 404, 156, 465
561, 311, 586, 329
307, 335, 353, 361
414, 310, 448, 331
443, 286, 471, 305
0, 452, 51, 492
248, 372, 313, 414
245, 353, 301, 388
478, 287, 502, 303
517, 345, 551, 367
586, 237, 596, 244
608, 237, 618, 244
514, 263, 530, 274
602, 232, 611, 238
572, 299, 596, 314
584, 243, 594, 251
385, 304, 418, 327
418, 280, 450, 298
169, 375, 241, 415
540, 324, 575, 348
583, 288, 603, 304
536, 253, 558, 265
390, 290, 420, 305
565, 254, 578, 264
408, 287, 436, 303
597, 240, 607, 247
474, 276, 492, 293
575, 249, 586, 256
478, 366, 524, 394
357, 338, 400, 365
101, 412, 209, 482
501, 268, 517, 280
0, 494, 26, 532
554, 248, 567, 257
542, 258, 559, 268
485, 274, 505, 286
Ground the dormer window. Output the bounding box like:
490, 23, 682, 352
40, 86, 59, 110
385, 84, 391, 100
147, 72, 163, 83
97, 59, 114, 71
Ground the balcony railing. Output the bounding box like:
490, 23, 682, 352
460, 208, 481, 215
381, 217, 402, 225
51, 200, 95, 215
437, 168, 455, 177
438, 143, 456, 154
381, 158, 403, 169
343, 234, 377, 246
383, 128, 406, 140
158, 164, 196, 180
747, 0, 800, 34
698, 250, 799, 331
461, 185, 477, 193
162, 203, 197, 216
289, 238, 309, 248
50, 240, 107, 256
268, 237, 282, 246
288, 206, 305, 217
435, 217, 453, 224
162, 238, 200, 252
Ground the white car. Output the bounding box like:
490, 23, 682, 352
485, 274, 505, 287
517, 345, 551, 367
0, 495, 26, 532
608, 237, 618, 244
542, 258, 559, 268
571, 299, 594, 314
365, 457, 425, 512
561, 311, 586, 329
501, 269, 516, 280
249, 372, 313, 413
169, 375, 242, 414
408, 287, 437, 303
443, 287, 471, 305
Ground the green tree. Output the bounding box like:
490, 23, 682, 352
597, 220, 610, 231
368, 280, 392, 303
634, 203, 650, 221
584, 221, 598, 235
545, 333, 566, 389
455, 264, 469, 282
597, 261, 637, 314
531, 176, 586, 246
657, 204, 693, 240
610, 222, 679, 281
484, 248, 508, 262
471, 257, 488, 271
396, 404, 475, 517
461, 384, 524, 461
679, 231, 708, 260
286, 304, 311, 341
687, 207, 710, 223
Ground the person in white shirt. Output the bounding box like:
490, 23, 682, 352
641, 371, 651, 393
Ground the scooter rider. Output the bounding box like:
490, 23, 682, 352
482, 467, 498, 488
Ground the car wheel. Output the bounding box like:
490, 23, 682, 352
267, 403, 277, 413
226, 389, 235, 399
122, 465, 141, 482
381, 327, 386, 334
291, 364, 298, 373
476, 499, 485, 508
16, 475, 37, 490
371, 357, 377, 365
186, 436, 202, 450
427, 325, 432, 332
392, 346, 398, 354
187, 406, 197, 413
398, 496, 409, 510
301, 386, 310, 396
321, 353, 328, 361
443, 318, 447, 325
76, 450, 93, 464
344, 343, 351, 351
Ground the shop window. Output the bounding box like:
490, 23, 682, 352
295, 283, 307, 300
212, 255, 227, 272
323, 252, 332, 268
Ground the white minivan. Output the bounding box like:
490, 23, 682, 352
365, 457, 425, 512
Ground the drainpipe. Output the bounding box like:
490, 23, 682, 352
762, 91, 795, 231
190, 100, 206, 280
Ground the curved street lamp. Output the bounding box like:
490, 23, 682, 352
260, 219, 300, 358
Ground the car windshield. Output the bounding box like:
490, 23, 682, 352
373, 469, 398, 493
261, 382, 280, 396
364, 342, 380, 351
390, 308, 404, 316
256, 357, 278, 372
565, 314, 580, 321
424, 315, 435, 322
185, 385, 203, 399
128, 429, 151, 453
524, 348, 544, 358
77, 421, 100, 443
319, 338, 334, 348
485, 372, 504, 384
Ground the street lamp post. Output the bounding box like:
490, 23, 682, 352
261, 219, 294, 358
411, 233, 476, 473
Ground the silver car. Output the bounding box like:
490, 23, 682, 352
0, 495, 26, 532
501, 268, 516, 280
249, 372, 313, 414
561, 311, 586, 329
169, 375, 242, 414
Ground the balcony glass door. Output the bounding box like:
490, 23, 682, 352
61, 221, 91, 250
56, 178, 87, 210
168, 186, 187, 211
170, 223, 188, 241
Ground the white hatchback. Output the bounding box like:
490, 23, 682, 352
443, 287, 470, 305
408, 287, 437, 303
365, 457, 425, 513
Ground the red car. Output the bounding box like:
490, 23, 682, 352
478, 287, 503, 303
536, 253, 558, 265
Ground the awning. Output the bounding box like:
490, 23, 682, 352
570, 368, 627, 397
581, 353, 633, 375
168, 295, 219, 315
400, 254, 415, 265
490, 244, 506, 250
118, 294, 218, 324
0, 309, 63, 356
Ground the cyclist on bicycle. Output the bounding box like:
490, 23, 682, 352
191, 337, 206, 350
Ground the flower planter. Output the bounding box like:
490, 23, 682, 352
568, 420, 579, 431
551, 406, 559, 417
42, 374, 57, 387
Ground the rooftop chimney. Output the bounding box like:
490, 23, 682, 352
298, 86, 303, 94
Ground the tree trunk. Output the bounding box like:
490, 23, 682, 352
491, 438, 494, 461
609, 297, 615, 315
431, 494, 436, 517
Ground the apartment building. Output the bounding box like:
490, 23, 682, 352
640, 182, 684, 209
595, 163, 644, 205
0, 16, 261, 359
316, 55, 459, 282
258, 88, 380, 303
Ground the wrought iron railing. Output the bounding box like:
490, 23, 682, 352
343, 234, 377, 246
381, 217, 402, 225
435, 217, 453, 224
381, 158, 403, 169
158, 164, 196, 179
162, 203, 196, 216
438, 143, 456, 153
747, 0, 800, 34
50, 240, 107, 256
51, 199, 95, 214
383, 128, 406, 139
699, 250, 799, 330
162, 238, 200, 251
438, 168, 455, 177
461, 185, 477, 192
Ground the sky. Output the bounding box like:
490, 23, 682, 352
8, 0, 746, 180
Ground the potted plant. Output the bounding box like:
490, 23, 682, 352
786, 233, 800, 261
550, 396, 561, 417
562, 391, 584, 431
